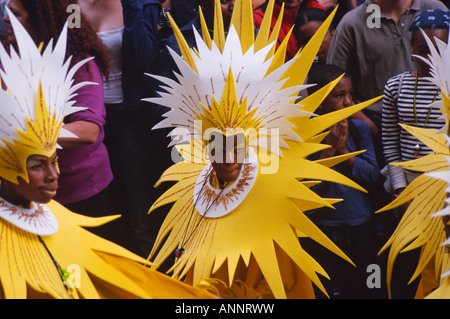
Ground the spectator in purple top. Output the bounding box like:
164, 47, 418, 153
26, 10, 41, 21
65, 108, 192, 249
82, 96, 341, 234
56, 60, 113, 209
3, 0, 115, 220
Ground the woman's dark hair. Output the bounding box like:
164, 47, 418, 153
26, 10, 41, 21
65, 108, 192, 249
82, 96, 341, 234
293, 8, 334, 34
294, 8, 326, 28
255, 0, 309, 15
307, 63, 349, 95
16, 0, 110, 78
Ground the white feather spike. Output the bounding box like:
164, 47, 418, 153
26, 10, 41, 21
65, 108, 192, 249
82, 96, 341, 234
147, 24, 312, 155
0, 8, 91, 145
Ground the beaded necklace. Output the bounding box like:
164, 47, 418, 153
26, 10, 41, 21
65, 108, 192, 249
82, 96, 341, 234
412, 72, 439, 156
174, 169, 225, 260
38, 235, 72, 296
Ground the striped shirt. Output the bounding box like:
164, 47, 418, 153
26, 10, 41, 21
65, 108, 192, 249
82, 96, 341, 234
381, 71, 445, 190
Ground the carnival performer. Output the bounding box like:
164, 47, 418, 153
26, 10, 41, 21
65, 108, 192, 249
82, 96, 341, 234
382, 9, 449, 214
0, 8, 213, 299
145, 0, 380, 299
377, 16, 450, 298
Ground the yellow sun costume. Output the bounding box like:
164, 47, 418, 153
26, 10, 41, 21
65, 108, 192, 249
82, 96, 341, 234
376, 29, 450, 299
145, 0, 380, 298
0, 9, 213, 299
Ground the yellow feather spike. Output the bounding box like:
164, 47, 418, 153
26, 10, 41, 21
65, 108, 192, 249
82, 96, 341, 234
166, 12, 198, 73
213, 0, 226, 53
443, 93, 450, 135
299, 75, 344, 113
266, 26, 293, 74
200, 68, 262, 135
264, 2, 284, 62
281, 6, 337, 88
199, 7, 212, 50
373, 123, 450, 298
268, 2, 284, 44
254, 0, 276, 52
192, 47, 200, 58
230, 0, 254, 54
0, 82, 61, 185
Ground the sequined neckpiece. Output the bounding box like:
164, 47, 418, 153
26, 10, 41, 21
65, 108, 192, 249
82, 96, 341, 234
0, 197, 58, 235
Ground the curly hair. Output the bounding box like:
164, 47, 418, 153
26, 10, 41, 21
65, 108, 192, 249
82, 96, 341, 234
16, 0, 110, 79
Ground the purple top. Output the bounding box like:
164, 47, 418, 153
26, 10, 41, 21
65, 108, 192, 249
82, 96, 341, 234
54, 60, 113, 204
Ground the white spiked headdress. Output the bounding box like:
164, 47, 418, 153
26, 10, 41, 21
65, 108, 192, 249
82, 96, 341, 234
0, 8, 93, 184
145, 0, 315, 159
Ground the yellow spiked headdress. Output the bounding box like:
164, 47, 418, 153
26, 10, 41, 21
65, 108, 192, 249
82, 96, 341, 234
0, 9, 91, 185
145, 0, 319, 159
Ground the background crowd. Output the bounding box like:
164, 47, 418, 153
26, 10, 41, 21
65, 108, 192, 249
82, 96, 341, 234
1, 0, 449, 299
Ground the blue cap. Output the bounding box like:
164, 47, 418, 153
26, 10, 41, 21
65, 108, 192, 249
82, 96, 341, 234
409, 9, 450, 38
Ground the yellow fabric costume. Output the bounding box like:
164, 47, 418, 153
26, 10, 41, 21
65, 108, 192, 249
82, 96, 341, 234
377, 29, 450, 299
145, 0, 380, 298
0, 200, 214, 299
0, 9, 213, 299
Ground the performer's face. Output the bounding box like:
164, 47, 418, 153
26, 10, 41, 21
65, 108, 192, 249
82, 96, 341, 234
0, 153, 59, 208
209, 133, 245, 184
